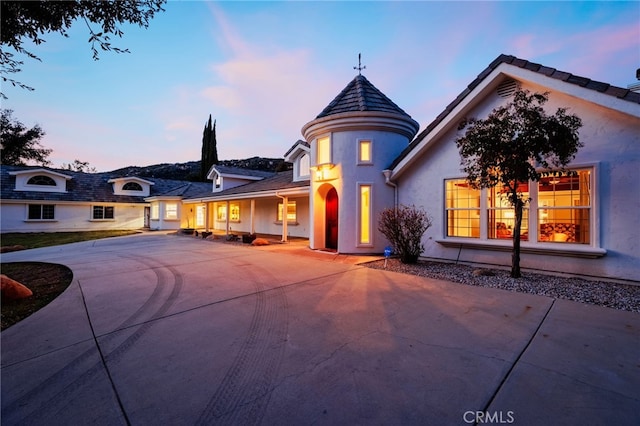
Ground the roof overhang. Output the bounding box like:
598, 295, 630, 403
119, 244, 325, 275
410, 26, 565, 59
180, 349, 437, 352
389, 61, 640, 180
108, 177, 155, 185
182, 186, 310, 204
8, 168, 72, 180
302, 111, 420, 142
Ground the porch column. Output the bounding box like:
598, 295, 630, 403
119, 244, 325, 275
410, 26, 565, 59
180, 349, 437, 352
225, 200, 230, 235
281, 195, 288, 243
250, 199, 256, 235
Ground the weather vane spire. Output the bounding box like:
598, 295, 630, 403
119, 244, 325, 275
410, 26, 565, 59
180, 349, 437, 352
354, 53, 366, 75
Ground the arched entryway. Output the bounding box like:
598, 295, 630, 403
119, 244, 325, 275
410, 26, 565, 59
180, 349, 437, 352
325, 187, 338, 250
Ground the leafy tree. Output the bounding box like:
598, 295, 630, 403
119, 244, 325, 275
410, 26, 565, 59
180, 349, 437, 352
378, 204, 433, 264
456, 88, 583, 278
200, 114, 219, 181
1, 0, 166, 97
0, 109, 51, 166
61, 159, 97, 173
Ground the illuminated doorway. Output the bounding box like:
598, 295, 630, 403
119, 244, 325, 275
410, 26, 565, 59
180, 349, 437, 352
325, 187, 338, 250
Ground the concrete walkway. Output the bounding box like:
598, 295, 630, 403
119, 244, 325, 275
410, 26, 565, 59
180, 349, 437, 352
1, 232, 638, 425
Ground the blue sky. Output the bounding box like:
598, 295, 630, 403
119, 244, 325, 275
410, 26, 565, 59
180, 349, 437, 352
3, 1, 639, 172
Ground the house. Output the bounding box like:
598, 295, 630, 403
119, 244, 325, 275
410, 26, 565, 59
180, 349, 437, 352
2, 54, 638, 282
0, 165, 210, 232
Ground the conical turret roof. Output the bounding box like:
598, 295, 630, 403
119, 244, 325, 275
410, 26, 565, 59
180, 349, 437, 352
316, 74, 412, 119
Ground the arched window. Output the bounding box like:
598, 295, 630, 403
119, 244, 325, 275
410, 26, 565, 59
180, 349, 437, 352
123, 182, 143, 191
27, 175, 56, 186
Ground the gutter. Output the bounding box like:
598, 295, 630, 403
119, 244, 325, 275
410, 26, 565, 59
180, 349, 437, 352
382, 169, 398, 208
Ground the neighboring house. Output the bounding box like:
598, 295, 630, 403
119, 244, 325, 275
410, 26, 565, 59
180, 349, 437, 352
2, 54, 638, 282
0, 165, 210, 232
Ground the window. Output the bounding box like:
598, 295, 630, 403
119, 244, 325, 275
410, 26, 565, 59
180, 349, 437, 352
27, 175, 56, 186
217, 205, 227, 221
28, 204, 55, 220
196, 205, 206, 228
214, 174, 221, 189
358, 140, 372, 164
229, 203, 240, 222
445, 168, 593, 245
538, 170, 590, 244
122, 182, 143, 191
165, 203, 178, 220
359, 184, 372, 245
317, 136, 331, 165
93, 206, 115, 220
151, 204, 159, 220
277, 201, 297, 223
445, 180, 480, 237
488, 183, 529, 240
299, 154, 310, 178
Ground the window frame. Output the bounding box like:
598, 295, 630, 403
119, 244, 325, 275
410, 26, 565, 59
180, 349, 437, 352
277, 201, 297, 224
316, 135, 332, 166
357, 139, 373, 165
357, 183, 373, 246
92, 205, 115, 221
443, 166, 596, 248
165, 203, 179, 220
27, 204, 56, 221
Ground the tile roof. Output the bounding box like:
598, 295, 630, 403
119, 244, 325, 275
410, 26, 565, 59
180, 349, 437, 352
389, 53, 640, 170
211, 165, 275, 179
316, 74, 413, 119
1, 165, 211, 203
186, 170, 309, 200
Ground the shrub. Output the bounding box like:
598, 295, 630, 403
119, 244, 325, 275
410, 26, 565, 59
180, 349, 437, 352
378, 205, 432, 264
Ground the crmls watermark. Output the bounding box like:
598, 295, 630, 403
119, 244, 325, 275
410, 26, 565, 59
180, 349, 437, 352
463, 410, 515, 424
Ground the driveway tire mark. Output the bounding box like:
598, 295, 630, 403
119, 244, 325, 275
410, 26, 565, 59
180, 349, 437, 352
197, 259, 289, 425
1, 254, 182, 425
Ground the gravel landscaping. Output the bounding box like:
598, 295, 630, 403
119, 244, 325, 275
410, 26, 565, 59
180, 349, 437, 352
365, 258, 640, 313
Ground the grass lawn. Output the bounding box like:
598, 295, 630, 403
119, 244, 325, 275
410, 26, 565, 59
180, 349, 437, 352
1, 230, 140, 330
1, 230, 140, 250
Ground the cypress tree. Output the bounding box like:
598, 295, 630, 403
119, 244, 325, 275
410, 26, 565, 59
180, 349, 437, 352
200, 115, 219, 181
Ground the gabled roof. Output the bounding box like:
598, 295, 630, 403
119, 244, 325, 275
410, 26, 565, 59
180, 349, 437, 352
184, 170, 309, 202
206, 164, 275, 181
8, 168, 72, 180
388, 53, 640, 173
284, 139, 310, 161
316, 74, 413, 119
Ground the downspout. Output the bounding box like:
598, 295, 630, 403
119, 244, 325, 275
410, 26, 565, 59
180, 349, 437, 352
276, 192, 288, 243
382, 170, 398, 208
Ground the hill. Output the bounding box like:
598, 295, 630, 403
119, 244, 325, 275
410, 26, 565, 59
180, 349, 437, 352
108, 157, 291, 181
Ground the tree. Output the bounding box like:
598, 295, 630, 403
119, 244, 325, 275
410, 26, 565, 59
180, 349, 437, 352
456, 88, 583, 278
200, 115, 219, 181
378, 204, 433, 264
61, 159, 97, 173
1, 0, 166, 97
0, 109, 51, 166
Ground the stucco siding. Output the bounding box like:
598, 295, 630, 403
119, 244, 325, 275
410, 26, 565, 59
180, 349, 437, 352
397, 82, 640, 282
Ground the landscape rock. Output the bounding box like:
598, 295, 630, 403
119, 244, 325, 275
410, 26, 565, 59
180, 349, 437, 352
251, 238, 270, 246
1, 275, 33, 300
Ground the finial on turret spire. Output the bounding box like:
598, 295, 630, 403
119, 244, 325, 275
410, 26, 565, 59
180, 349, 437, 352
354, 53, 366, 75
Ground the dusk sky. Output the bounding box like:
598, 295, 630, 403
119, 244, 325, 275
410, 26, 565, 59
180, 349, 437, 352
3, 1, 639, 172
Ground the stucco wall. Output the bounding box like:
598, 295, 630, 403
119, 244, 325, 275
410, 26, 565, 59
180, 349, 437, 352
397, 83, 640, 282
1, 201, 146, 232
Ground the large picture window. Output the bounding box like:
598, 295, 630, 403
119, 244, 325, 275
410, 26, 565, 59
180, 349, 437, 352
445, 168, 593, 245
28, 204, 55, 220
445, 180, 480, 238
359, 184, 372, 244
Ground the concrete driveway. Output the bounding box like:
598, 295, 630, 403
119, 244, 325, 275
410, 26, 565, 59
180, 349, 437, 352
1, 232, 638, 425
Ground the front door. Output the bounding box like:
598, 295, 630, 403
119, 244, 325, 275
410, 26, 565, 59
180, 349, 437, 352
325, 187, 338, 250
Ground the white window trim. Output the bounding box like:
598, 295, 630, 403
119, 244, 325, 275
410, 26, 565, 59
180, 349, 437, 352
315, 134, 333, 166
441, 163, 601, 257
357, 139, 374, 166
25, 204, 57, 221
357, 182, 374, 247
91, 205, 116, 221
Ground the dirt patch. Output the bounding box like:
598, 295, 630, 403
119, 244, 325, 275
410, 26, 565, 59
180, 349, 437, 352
1, 262, 73, 331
